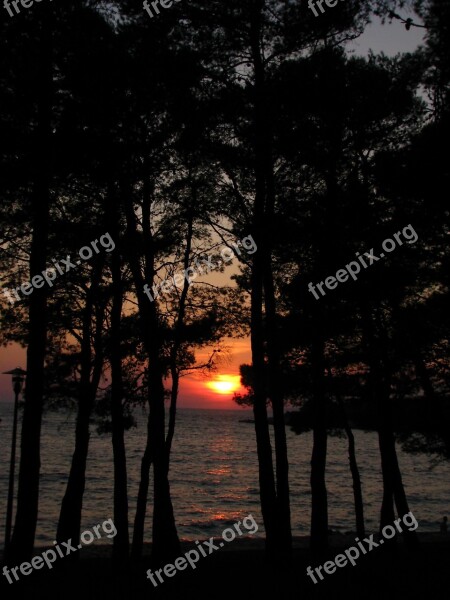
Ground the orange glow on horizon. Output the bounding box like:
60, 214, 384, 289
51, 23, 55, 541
206, 375, 241, 395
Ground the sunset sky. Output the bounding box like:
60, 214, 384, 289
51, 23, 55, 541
179, 337, 250, 409
0, 16, 424, 407
0, 338, 250, 408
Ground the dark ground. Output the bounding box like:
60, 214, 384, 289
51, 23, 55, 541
1, 534, 449, 600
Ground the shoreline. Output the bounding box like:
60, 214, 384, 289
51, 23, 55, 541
2, 531, 448, 562
1, 534, 450, 600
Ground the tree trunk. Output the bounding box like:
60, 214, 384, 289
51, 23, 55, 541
148, 367, 180, 563
363, 307, 396, 529
56, 260, 105, 547
364, 306, 416, 544
165, 207, 193, 462
248, 0, 278, 554
166, 370, 179, 461
123, 179, 180, 563
346, 420, 366, 539
374, 352, 397, 529
8, 12, 52, 563
264, 264, 292, 553
327, 367, 365, 538
378, 336, 417, 544
143, 212, 180, 565
131, 428, 152, 561
310, 328, 328, 554
262, 95, 291, 553
110, 206, 129, 565
250, 251, 277, 552
378, 428, 396, 529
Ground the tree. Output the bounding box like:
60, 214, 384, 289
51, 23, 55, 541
2, 3, 54, 563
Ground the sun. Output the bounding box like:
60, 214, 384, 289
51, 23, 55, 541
206, 375, 241, 395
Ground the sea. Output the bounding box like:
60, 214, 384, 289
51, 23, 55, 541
0, 404, 449, 549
